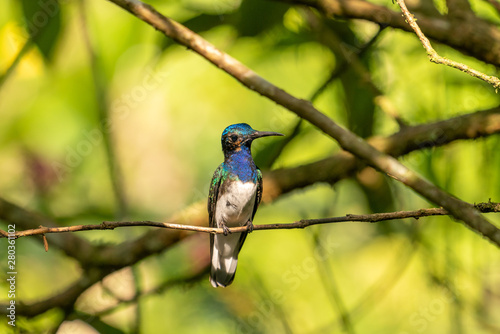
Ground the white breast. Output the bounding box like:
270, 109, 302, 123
215, 181, 257, 227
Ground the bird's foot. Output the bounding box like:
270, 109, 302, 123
221, 223, 231, 236
245, 221, 254, 233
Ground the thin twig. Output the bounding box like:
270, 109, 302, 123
395, 0, 500, 90
2, 202, 498, 239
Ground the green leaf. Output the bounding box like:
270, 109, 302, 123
20, 0, 62, 62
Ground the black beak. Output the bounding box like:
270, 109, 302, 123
251, 130, 284, 139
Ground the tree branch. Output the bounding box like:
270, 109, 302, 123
1, 104, 498, 316
103, 0, 500, 246
1, 0, 498, 323
2, 202, 499, 237
395, 0, 500, 90
284, 0, 500, 67
0, 197, 191, 268
0, 0, 484, 245
1, 107, 498, 267
0, 198, 94, 262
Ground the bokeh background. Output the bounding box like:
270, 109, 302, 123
1, 0, 500, 333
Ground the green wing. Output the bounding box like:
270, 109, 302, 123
251, 168, 263, 221
208, 164, 225, 261
208, 164, 224, 228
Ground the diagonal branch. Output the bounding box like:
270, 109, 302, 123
3, 202, 499, 237
395, 0, 500, 90
104, 0, 500, 246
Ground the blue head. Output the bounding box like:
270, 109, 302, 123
221, 123, 283, 156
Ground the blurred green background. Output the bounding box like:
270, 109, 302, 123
1, 0, 500, 333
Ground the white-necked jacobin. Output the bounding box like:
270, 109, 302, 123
208, 123, 284, 288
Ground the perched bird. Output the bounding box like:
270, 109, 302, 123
208, 123, 283, 288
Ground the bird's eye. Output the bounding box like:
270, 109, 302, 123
230, 134, 238, 142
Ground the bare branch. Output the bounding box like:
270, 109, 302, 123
1, 220, 216, 238
0, 102, 497, 260
0, 198, 94, 262
395, 0, 500, 90
104, 0, 500, 247
1, 107, 498, 267
0, 197, 192, 268
2, 202, 499, 238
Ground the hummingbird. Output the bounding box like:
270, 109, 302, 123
208, 123, 284, 288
